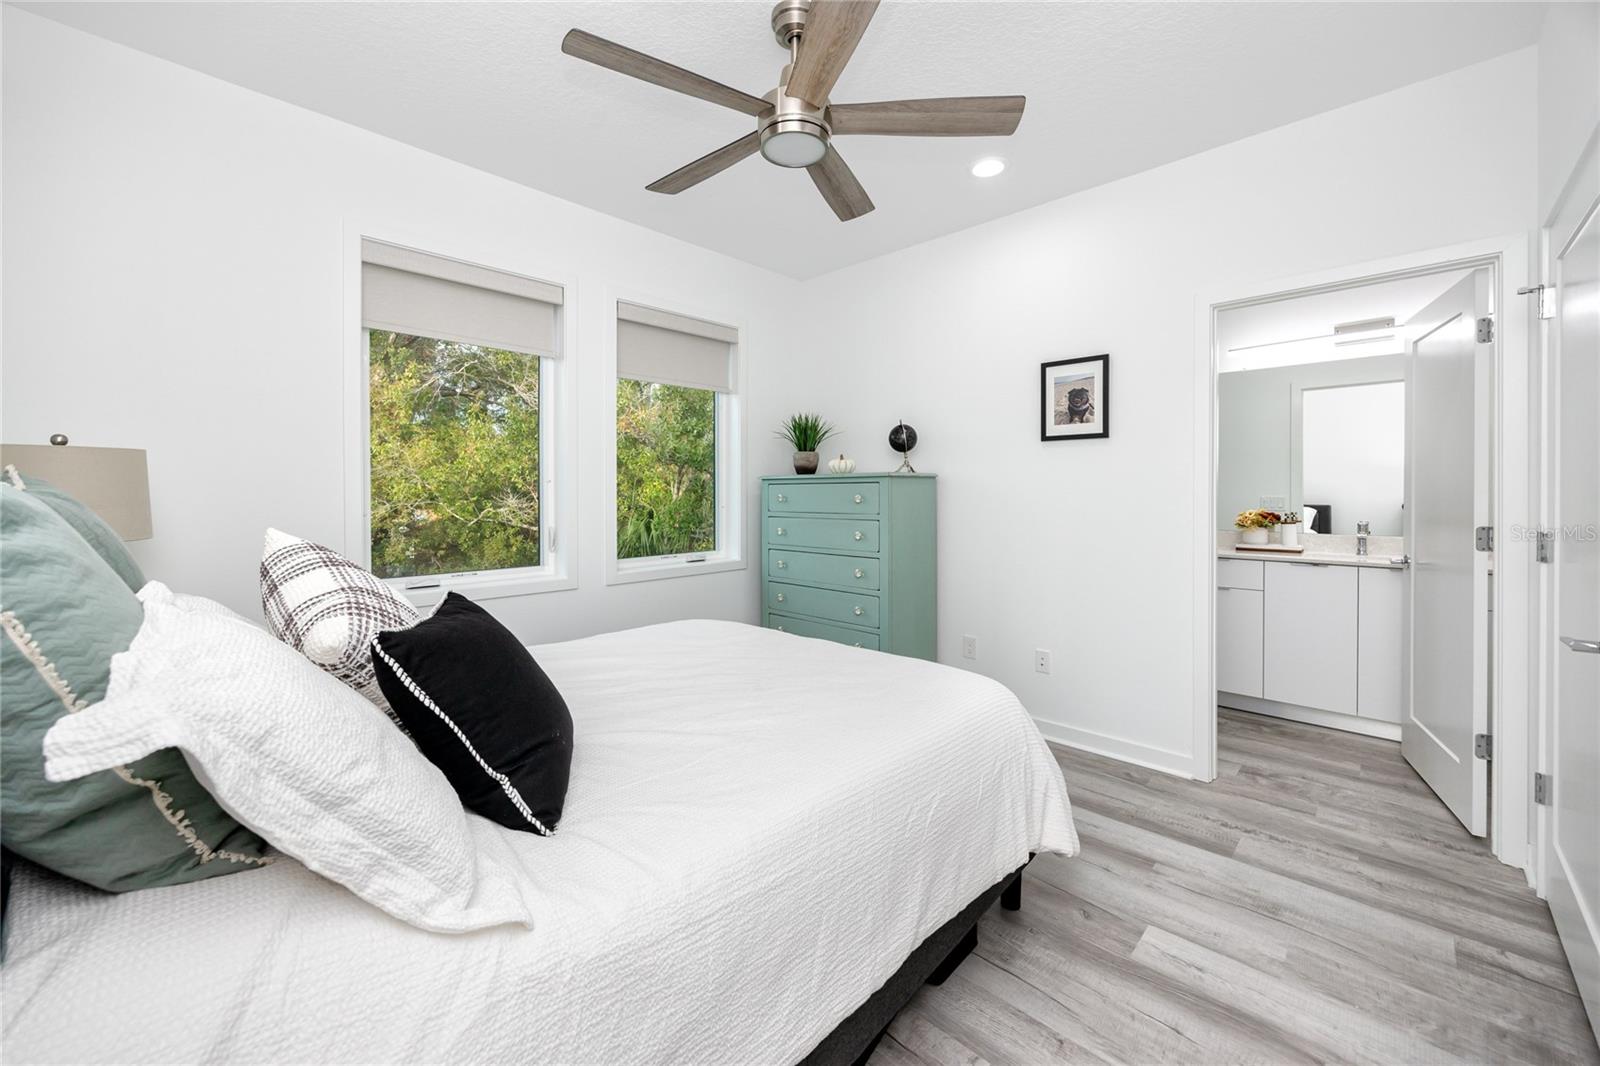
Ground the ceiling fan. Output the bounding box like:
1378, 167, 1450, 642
561, 0, 1025, 222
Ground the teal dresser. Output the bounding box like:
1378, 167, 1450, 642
761, 474, 936, 659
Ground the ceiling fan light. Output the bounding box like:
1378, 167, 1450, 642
971, 156, 1007, 178
761, 129, 828, 168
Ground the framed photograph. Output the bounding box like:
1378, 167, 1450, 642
1040, 354, 1110, 441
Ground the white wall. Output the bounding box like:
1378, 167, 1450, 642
774, 50, 1537, 775
1537, 1, 1600, 222
1216, 353, 1407, 532
1, 8, 790, 643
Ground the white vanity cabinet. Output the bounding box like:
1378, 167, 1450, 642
1263, 563, 1358, 716
1216, 561, 1264, 697
1217, 555, 1406, 735
1356, 567, 1405, 723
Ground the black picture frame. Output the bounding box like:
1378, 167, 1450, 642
1040, 354, 1110, 441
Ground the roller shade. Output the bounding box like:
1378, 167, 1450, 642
616, 301, 737, 393
362, 239, 562, 357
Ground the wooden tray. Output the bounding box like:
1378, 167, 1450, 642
1232, 543, 1306, 554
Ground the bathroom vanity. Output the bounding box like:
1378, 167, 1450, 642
1216, 544, 1407, 739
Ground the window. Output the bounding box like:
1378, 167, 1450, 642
361, 240, 564, 588
613, 300, 741, 576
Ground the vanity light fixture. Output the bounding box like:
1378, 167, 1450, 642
970, 156, 1007, 178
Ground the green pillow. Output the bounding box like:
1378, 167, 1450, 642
0, 485, 271, 891
2, 466, 145, 592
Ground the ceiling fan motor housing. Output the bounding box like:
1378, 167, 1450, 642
759, 69, 831, 167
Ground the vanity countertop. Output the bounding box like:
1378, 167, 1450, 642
1216, 547, 1408, 570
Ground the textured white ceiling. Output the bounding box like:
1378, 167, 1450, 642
21, 2, 1546, 278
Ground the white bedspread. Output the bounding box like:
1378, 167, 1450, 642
2, 620, 1077, 1065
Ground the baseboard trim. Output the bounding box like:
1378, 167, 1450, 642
1032, 717, 1197, 779
1219, 694, 1402, 741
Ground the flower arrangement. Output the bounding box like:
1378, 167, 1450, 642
1234, 509, 1282, 530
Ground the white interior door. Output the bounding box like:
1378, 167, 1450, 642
1546, 187, 1600, 1035
1402, 269, 1491, 835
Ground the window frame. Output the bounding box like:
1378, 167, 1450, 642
344, 226, 578, 606
605, 290, 745, 586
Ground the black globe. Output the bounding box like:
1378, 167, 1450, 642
888, 422, 918, 454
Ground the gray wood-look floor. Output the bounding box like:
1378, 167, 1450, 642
870, 709, 1600, 1066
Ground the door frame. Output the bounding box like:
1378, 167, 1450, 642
1192, 233, 1535, 875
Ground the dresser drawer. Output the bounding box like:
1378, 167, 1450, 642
768, 581, 880, 628
768, 612, 880, 650
767, 481, 879, 515
768, 549, 880, 590
767, 516, 880, 553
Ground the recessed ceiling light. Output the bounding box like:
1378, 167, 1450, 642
971, 157, 1007, 178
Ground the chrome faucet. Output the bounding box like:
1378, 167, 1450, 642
1356, 521, 1370, 556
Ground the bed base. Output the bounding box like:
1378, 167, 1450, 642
799, 861, 1027, 1066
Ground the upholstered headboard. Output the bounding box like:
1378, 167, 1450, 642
1304, 503, 1332, 534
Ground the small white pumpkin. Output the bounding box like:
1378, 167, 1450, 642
828, 454, 857, 475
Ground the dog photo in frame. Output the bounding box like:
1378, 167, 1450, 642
1041, 354, 1109, 441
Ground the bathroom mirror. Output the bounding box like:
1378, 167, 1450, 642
1301, 382, 1405, 535
1216, 353, 1406, 536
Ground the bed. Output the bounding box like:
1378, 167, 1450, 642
1, 619, 1078, 1065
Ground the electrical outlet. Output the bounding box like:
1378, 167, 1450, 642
962, 635, 978, 660
1035, 649, 1052, 674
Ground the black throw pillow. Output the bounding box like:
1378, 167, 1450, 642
371, 592, 572, 835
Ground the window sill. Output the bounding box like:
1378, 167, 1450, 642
388, 570, 577, 609
606, 554, 745, 587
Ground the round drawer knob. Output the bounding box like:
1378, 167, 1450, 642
853, 606, 864, 616
776, 593, 785, 603
776, 625, 786, 632
777, 560, 787, 569
853, 531, 863, 541
854, 568, 864, 579
775, 527, 785, 536
776, 493, 786, 502
853, 494, 863, 504
853, 642, 863, 648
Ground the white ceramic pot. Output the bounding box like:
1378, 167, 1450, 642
1280, 523, 1301, 548
828, 455, 856, 475
1239, 528, 1269, 546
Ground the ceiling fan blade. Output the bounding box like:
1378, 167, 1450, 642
647, 132, 762, 194
806, 144, 874, 221
562, 29, 767, 116
829, 96, 1026, 137
786, 0, 880, 107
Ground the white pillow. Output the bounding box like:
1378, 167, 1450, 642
259, 528, 420, 729
43, 582, 533, 934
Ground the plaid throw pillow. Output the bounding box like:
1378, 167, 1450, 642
260, 529, 420, 728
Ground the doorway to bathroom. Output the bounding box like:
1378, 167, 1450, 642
1194, 235, 1535, 873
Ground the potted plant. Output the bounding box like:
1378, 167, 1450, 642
1279, 510, 1303, 548
1234, 508, 1281, 546
777, 413, 837, 475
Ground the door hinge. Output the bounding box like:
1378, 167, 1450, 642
1517, 284, 1556, 321
1534, 772, 1553, 806
1474, 733, 1493, 760
1475, 525, 1494, 552
1537, 529, 1554, 563
1476, 316, 1495, 343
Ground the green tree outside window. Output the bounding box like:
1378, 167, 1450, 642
616, 379, 717, 560
369, 330, 541, 579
